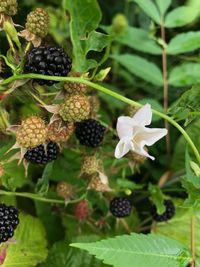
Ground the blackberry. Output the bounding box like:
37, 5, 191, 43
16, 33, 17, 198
0, 204, 19, 243
110, 197, 132, 218
24, 46, 72, 86
24, 141, 59, 164
75, 119, 105, 148
151, 199, 175, 222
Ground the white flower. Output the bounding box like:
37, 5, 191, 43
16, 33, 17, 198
114, 104, 167, 160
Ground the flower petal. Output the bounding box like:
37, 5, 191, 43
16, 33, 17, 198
114, 137, 133, 159
135, 127, 168, 146
133, 104, 152, 126
133, 142, 155, 160
116, 116, 134, 139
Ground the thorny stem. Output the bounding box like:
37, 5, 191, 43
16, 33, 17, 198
161, 18, 171, 158
0, 73, 200, 164
190, 216, 195, 267
0, 190, 86, 204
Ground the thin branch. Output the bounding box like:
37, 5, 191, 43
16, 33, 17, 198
0, 74, 200, 163
161, 18, 171, 158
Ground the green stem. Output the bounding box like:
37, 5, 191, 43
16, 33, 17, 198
0, 190, 86, 204
1, 73, 200, 163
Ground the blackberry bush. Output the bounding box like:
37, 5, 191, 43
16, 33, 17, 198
0, 204, 19, 243
75, 119, 106, 147
24, 46, 72, 86
24, 141, 59, 164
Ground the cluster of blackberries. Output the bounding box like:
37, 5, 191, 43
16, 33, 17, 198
151, 199, 175, 222
24, 141, 59, 164
110, 197, 132, 218
24, 46, 72, 86
75, 119, 106, 148
0, 204, 19, 243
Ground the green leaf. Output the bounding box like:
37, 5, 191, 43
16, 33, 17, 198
64, 0, 110, 72
168, 84, 200, 125
167, 32, 200, 55
155, 0, 171, 15
133, 0, 161, 24
35, 162, 53, 195
156, 207, 200, 259
148, 184, 165, 214
171, 120, 200, 171
115, 26, 162, 55
71, 233, 191, 267
165, 6, 199, 28
3, 214, 48, 267
111, 54, 163, 86
1, 160, 26, 191
169, 63, 200, 86
42, 236, 107, 267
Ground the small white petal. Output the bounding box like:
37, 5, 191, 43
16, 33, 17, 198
133, 142, 155, 160
133, 104, 152, 126
114, 137, 133, 159
116, 116, 134, 139
135, 127, 168, 146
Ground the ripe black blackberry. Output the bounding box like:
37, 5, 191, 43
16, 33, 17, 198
110, 197, 132, 218
24, 46, 72, 86
151, 199, 175, 222
24, 141, 59, 164
0, 204, 19, 243
75, 119, 105, 148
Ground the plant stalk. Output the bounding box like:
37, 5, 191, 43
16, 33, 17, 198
161, 19, 171, 158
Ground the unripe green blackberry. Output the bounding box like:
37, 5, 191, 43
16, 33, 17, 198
16, 116, 47, 148
59, 95, 90, 122
56, 181, 74, 200
88, 95, 100, 117
112, 14, 128, 34
0, 0, 18, 16
25, 8, 49, 38
64, 72, 88, 95
81, 155, 101, 175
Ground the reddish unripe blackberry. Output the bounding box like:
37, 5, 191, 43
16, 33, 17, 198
24, 46, 72, 86
110, 197, 132, 218
74, 200, 89, 221
75, 119, 106, 148
24, 141, 59, 164
151, 199, 175, 222
0, 204, 19, 243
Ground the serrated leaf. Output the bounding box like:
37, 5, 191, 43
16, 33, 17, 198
2, 214, 48, 267
133, 0, 161, 24
71, 233, 191, 267
64, 0, 110, 72
41, 236, 107, 267
155, 0, 171, 15
111, 54, 163, 86
115, 26, 162, 55
168, 84, 200, 124
169, 63, 200, 86
167, 32, 200, 54
156, 208, 200, 259
171, 120, 200, 171
165, 6, 199, 28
